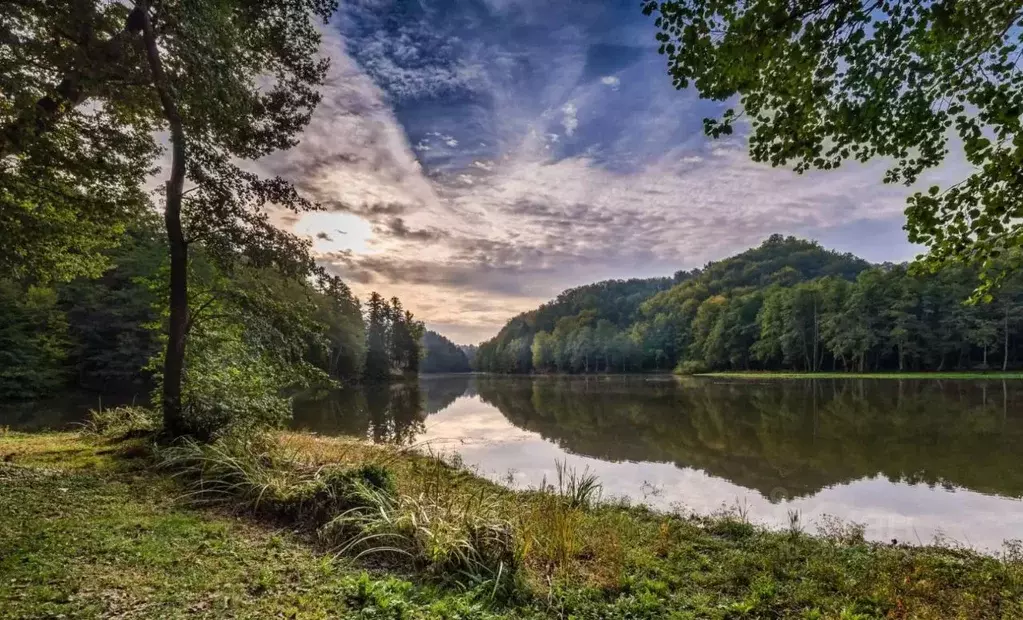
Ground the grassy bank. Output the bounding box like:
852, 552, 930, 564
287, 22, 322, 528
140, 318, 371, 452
2, 428, 1021, 619
699, 371, 1023, 380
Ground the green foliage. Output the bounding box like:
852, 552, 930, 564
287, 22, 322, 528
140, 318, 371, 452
364, 292, 426, 381
476, 278, 674, 373
644, 0, 1023, 292
1, 2, 158, 284
0, 280, 68, 399
59, 222, 165, 391
675, 359, 709, 375
421, 330, 471, 373
478, 236, 1023, 374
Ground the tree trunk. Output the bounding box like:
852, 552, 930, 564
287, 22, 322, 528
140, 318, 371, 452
140, 3, 189, 435
1004, 307, 1010, 372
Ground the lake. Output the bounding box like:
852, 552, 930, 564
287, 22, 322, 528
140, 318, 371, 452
294, 374, 1023, 551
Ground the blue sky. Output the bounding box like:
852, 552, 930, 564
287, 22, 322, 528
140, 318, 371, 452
264, 0, 930, 344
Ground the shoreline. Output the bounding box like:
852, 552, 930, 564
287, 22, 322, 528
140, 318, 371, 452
697, 371, 1023, 380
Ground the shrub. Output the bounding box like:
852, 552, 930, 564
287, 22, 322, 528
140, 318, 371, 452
674, 359, 710, 375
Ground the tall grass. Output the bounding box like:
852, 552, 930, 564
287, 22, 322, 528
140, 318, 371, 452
158, 433, 519, 589
322, 485, 517, 587
551, 459, 602, 508
158, 434, 395, 524
80, 405, 158, 438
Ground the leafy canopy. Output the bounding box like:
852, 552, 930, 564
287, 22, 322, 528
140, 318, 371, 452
1, 1, 158, 282
643, 0, 1023, 293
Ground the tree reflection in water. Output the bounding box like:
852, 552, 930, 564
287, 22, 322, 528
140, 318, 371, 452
295, 375, 1023, 501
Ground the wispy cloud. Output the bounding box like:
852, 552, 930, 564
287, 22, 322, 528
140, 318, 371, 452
258, 0, 938, 344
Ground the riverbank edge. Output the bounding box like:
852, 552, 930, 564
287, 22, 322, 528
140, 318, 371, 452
697, 371, 1023, 380
2, 428, 1021, 619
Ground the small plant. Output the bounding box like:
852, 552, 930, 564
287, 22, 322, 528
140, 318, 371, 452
815, 515, 867, 545
787, 509, 803, 537
554, 460, 602, 508
81, 406, 158, 438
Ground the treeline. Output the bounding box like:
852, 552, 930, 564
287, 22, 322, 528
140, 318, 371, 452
420, 331, 471, 374
0, 219, 427, 401
475, 235, 1023, 374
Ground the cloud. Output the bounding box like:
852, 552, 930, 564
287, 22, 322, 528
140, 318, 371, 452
600, 75, 621, 90
255, 0, 946, 344
561, 102, 579, 137
379, 217, 449, 242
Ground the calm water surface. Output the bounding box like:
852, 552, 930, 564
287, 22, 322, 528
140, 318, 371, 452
294, 375, 1023, 551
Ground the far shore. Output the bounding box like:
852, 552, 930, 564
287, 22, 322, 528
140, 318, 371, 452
697, 371, 1023, 380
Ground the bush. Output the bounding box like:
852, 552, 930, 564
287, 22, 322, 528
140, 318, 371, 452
674, 359, 710, 375
82, 405, 159, 437
150, 323, 301, 441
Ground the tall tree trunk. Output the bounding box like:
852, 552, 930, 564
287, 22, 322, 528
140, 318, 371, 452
1004, 307, 1010, 372
140, 2, 189, 435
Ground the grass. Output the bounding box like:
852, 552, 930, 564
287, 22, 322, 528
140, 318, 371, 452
699, 370, 1023, 380
2, 427, 1022, 619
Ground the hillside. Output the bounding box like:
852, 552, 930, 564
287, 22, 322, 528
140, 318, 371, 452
474, 235, 1023, 374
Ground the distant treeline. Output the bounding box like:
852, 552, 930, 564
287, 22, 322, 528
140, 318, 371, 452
0, 220, 428, 400
474, 235, 1023, 374
420, 331, 471, 374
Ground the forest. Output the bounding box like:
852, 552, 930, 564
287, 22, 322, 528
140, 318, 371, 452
420, 331, 472, 374
475, 235, 1023, 375
0, 217, 432, 411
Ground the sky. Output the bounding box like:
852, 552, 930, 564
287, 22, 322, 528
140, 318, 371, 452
261, 0, 932, 345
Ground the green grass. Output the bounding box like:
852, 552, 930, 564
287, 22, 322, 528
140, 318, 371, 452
699, 370, 1023, 380
2, 430, 1022, 619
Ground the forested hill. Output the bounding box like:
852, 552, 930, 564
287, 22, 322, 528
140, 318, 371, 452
474, 234, 1023, 374
474, 275, 678, 373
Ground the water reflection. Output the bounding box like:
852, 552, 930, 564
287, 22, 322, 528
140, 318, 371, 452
296, 375, 1023, 549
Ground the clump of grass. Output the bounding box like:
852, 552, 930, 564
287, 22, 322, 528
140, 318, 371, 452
81, 405, 158, 438
551, 460, 602, 508
158, 434, 396, 525
322, 485, 518, 588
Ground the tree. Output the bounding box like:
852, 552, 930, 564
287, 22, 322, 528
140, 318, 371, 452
1, 2, 157, 283
644, 1, 1023, 291
364, 293, 391, 381
0, 280, 68, 399
531, 331, 554, 372
6, 0, 339, 435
